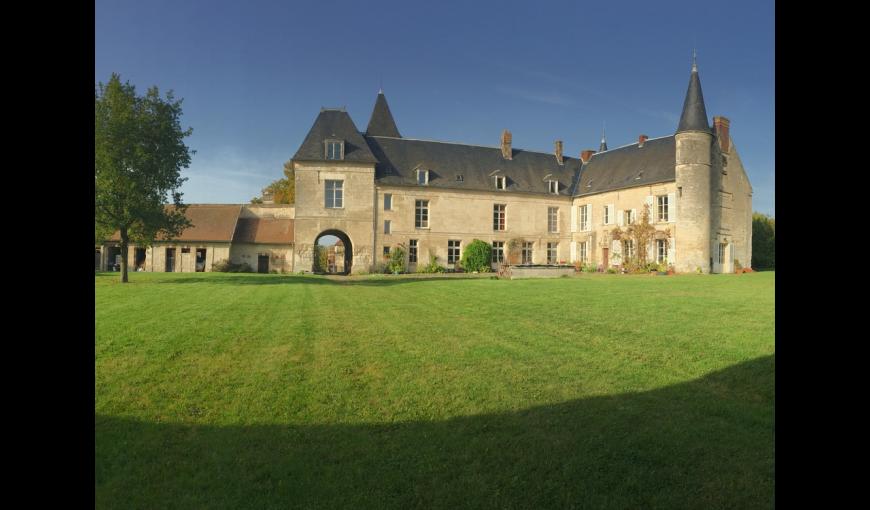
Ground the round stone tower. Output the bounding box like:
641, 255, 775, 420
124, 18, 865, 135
674, 57, 713, 273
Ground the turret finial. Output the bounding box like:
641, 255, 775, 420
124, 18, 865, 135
692, 48, 697, 72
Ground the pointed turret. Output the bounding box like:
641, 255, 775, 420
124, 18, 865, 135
365, 90, 401, 138
599, 124, 608, 152
676, 52, 711, 134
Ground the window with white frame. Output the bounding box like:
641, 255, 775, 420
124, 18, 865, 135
493, 204, 506, 231
657, 239, 667, 263
547, 242, 558, 264
492, 241, 504, 263
495, 175, 506, 190
417, 169, 429, 185
409, 239, 418, 263
324, 180, 343, 208
623, 239, 635, 260
579, 241, 587, 262
719, 242, 726, 264
448, 240, 461, 264
657, 195, 669, 222
548, 180, 558, 194
384, 220, 391, 234
548, 207, 559, 233
522, 242, 533, 264
624, 209, 634, 225
415, 200, 429, 228
325, 140, 343, 160
384, 193, 392, 210
579, 205, 588, 231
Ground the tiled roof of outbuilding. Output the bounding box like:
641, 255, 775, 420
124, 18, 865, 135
232, 217, 294, 244
108, 204, 242, 242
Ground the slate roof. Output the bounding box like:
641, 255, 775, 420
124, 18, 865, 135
574, 136, 676, 197
676, 65, 711, 134
292, 109, 378, 163
233, 217, 295, 244
366, 136, 581, 196
365, 92, 401, 138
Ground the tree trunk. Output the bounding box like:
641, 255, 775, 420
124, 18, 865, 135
120, 227, 129, 283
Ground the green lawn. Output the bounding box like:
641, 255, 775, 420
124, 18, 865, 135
95, 272, 774, 509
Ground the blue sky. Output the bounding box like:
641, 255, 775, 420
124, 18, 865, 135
96, 0, 774, 216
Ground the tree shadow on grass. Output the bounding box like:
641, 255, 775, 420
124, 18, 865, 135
95, 355, 774, 509
147, 274, 498, 287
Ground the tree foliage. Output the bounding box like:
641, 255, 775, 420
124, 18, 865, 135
460, 239, 492, 272
387, 244, 407, 274
255, 161, 296, 204
95, 73, 194, 282
752, 212, 775, 270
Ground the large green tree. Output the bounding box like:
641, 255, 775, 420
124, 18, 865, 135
95, 73, 194, 282
751, 212, 775, 270
252, 161, 296, 204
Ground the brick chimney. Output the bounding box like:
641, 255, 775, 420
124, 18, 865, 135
713, 116, 730, 153
501, 129, 512, 160
638, 135, 648, 147
554, 140, 564, 165
580, 149, 596, 163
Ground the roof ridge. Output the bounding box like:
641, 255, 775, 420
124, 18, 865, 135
589, 134, 674, 158
367, 135, 580, 161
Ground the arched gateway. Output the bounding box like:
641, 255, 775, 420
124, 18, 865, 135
314, 230, 353, 275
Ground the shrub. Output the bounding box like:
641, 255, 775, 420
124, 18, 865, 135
388, 245, 406, 274
583, 263, 597, 273
211, 259, 253, 273
460, 239, 492, 273
313, 245, 329, 272
606, 268, 617, 274
419, 254, 446, 273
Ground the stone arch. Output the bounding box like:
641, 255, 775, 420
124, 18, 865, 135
313, 230, 353, 275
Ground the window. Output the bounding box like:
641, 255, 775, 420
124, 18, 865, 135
624, 210, 634, 225
409, 239, 418, 263
719, 243, 726, 264
384, 194, 392, 210
604, 205, 610, 225
522, 242, 533, 264
579, 205, 588, 231
415, 200, 429, 228
579, 241, 587, 263
384, 220, 391, 234
493, 204, 506, 231
623, 239, 635, 260
325, 180, 343, 208
417, 169, 429, 185
495, 175, 506, 190
657, 195, 669, 222
547, 242, 558, 264
548, 207, 559, 233
325, 140, 343, 160
455, 174, 464, 182
492, 241, 504, 263
548, 180, 558, 194
383, 246, 390, 257
448, 240, 461, 264
657, 239, 667, 263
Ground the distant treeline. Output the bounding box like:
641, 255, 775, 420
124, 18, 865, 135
752, 213, 775, 270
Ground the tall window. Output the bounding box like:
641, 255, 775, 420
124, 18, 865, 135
548, 207, 559, 233
522, 242, 533, 264
448, 240, 461, 264
417, 169, 429, 185
415, 200, 429, 228
548, 180, 558, 194
492, 241, 504, 263
719, 242, 726, 264
384, 220, 391, 234
579, 205, 588, 231
409, 239, 418, 263
326, 140, 343, 160
495, 175, 506, 190
604, 205, 610, 225
657, 195, 669, 222
493, 204, 506, 231
547, 242, 558, 264
579, 241, 587, 262
325, 180, 343, 208
624, 210, 634, 225
623, 239, 634, 260
657, 239, 667, 263
384, 193, 392, 210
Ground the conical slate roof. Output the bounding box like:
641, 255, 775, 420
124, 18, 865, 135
365, 91, 401, 138
676, 63, 711, 134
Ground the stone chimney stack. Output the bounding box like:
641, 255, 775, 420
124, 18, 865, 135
580, 149, 596, 163
713, 116, 730, 153
554, 140, 564, 165
501, 129, 512, 160
638, 135, 649, 147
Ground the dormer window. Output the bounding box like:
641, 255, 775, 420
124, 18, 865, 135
548, 180, 558, 194
325, 140, 344, 160
416, 169, 429, 185
495, 175, 506, 190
